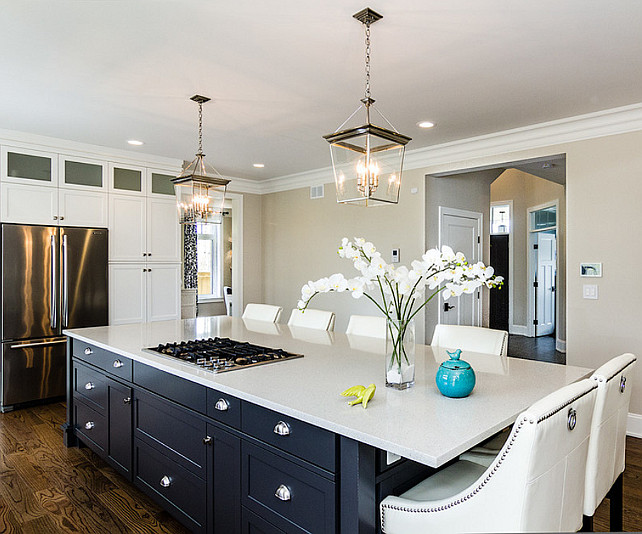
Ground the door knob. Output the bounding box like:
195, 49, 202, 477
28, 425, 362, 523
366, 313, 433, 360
444, 303, 455, 312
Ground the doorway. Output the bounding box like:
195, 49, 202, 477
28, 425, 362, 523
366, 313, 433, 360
438, 206, 482, 327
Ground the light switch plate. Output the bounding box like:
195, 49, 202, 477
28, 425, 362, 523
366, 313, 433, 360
391, 248, 400, 263
583, 284, 598, 299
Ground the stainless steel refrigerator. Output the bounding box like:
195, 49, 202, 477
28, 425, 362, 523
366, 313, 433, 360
1, 224, 108, 411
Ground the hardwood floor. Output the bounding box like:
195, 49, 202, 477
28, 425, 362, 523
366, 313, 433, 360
0, 402, 190, 533
508, 333, 566, 365
0, 402, 640, 532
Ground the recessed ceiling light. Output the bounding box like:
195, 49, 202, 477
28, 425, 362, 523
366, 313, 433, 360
253, 163, 265, 168
417, 121, 435, 129
127, 139, 144, 146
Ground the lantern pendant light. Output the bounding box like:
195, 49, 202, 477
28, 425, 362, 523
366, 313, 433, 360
324, 8, 411, 206
173, 95, 230, 225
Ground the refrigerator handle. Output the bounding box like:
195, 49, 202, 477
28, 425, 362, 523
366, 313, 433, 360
50, 235, 58, 329
62, 234, 69, 328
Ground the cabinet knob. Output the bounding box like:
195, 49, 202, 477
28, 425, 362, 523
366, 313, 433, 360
148, 253, 152, 257
203, 436, 212, 445
273, 421, 291, 436
84, 421, 95, 430
274, 484, 292, 501
84, 347, 93, 355
84, 382, 95, 390
113, 359, 124, 368
143, 253, 147, 257
59, 216, 65, 221
160, 475, 172, 488
53, 216, 58, 220
123, 397, 131, 405
214, 398, 230, 411
147, 268, 152, 272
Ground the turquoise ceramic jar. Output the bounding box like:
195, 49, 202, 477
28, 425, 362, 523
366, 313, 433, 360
435, 349, 476, 398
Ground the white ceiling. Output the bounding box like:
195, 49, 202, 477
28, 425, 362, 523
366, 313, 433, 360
2, 1, 642, 181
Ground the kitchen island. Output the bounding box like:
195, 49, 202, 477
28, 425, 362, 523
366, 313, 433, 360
63, 316, 591, 534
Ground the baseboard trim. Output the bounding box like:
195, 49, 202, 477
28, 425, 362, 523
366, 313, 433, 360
556, 338, 567, 353
509, 325, 529, 336
627, 413, 642, 438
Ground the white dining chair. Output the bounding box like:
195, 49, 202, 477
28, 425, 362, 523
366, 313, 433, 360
380, 378, 598, 533
582, 353, 637, 532
241, 303, 282, 323
431, 324, 508, 357
287, 308, 335, 331
346, 315, 387, 339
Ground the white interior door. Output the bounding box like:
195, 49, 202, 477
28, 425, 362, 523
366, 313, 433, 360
439, 208, 482, 326
535, 232, 556, 336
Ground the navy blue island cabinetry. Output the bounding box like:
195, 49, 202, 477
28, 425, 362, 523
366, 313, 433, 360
62, 338, 431, 534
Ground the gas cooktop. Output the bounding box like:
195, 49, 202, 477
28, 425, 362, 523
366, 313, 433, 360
146, 337, 303, 373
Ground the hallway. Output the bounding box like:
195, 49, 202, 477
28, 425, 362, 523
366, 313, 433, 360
507, 334, 565, 365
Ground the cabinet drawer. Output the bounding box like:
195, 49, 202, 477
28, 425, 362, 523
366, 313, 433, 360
72, 340, 132, 381
207, 388, 241, 429
134, 439, 206, 533
74, 399, 107, 454
134, 389, 207, 478
242, 403, 336, 472
242, 507, 285, 534
73, 362, 108, 411
133, 361, 206, 413
242, 441, 335, 534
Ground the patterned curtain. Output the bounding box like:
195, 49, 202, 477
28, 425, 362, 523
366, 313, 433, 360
183, 224, 197, 289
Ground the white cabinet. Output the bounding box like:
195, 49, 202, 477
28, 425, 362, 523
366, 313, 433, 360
108, 195, 179, 263
0, 183, 108, 227
58, 188, 108, 227
146, 197, 180, 262
109, 263, 180, 325
1, 146, 58, 186
1, 182, 57, 225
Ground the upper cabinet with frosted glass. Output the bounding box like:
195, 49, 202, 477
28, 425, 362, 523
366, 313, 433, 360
109, 163, 145, 196
59, 154, 107, 190
146, 169, 176, 197
1, 146, 58, 186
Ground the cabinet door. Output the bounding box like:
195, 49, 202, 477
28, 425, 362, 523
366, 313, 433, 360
109, 264, 146, 325
146, 264, 180, 322
208, 424, 241, 534
108, 379, 133, 478
109, 195, 146, 261
58, 188, 108, 227
1, 182, 58, 225
109, 164, 145, 196
59, 156, 106, 190
146, 197, 180, 262
1, 146, 58, 186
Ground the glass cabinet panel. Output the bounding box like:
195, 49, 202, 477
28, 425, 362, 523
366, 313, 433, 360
151, 173, 175, 196
113, 167, 142, 192
64, 160, 103, 187
7, 152, 52, 182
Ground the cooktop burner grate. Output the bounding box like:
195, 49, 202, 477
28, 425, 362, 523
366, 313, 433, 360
145, 337, 303, 373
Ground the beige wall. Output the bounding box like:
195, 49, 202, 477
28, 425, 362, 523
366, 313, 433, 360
491, 168, 566, 341
262, 171, 426, 338
259, 129, 642, 418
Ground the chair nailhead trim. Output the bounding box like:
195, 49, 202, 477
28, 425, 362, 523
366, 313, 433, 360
603, 357, 636, 383
381, 382, 597, 531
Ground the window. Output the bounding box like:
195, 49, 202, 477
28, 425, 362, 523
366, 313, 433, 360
530, 205, 556, 231
491, 204, 510, 234
197, 223, 223, 299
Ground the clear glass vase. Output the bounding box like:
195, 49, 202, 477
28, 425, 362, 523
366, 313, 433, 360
385, 318, 415, 389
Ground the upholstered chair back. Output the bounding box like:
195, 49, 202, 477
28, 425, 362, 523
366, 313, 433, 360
431, 324, 508, 356
287, 308, 335, 331
241, 303, 282, 323
346, 315, 387, 339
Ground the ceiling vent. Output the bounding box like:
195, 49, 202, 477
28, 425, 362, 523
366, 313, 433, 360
310, 184, 324, 199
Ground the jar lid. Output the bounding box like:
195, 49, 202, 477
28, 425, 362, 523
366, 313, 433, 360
440, 349, 472, 371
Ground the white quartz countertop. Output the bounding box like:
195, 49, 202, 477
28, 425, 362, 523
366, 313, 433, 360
65, 316, 592, 468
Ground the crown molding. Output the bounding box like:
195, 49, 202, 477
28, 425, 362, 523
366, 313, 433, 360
226, 176, 264, 195
260, 102, 642, 194
0, 127, 182, 170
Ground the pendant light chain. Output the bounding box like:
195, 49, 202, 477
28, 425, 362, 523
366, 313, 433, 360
364, 22, 371, 102
197, 100, 204, 156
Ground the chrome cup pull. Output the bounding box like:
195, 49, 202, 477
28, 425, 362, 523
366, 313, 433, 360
84, 347, 93, 355
214, 398, 230, 411
160, 475, 171, 488
274, 484, 292, 501
273, 421, 291, 436
113, 359, 124, 368
84, 382, 95, 390
123, 397, 131, 405
84, 421, 95, 430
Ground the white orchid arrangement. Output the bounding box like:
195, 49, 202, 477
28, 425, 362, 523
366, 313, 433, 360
298, 237, 503, 325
